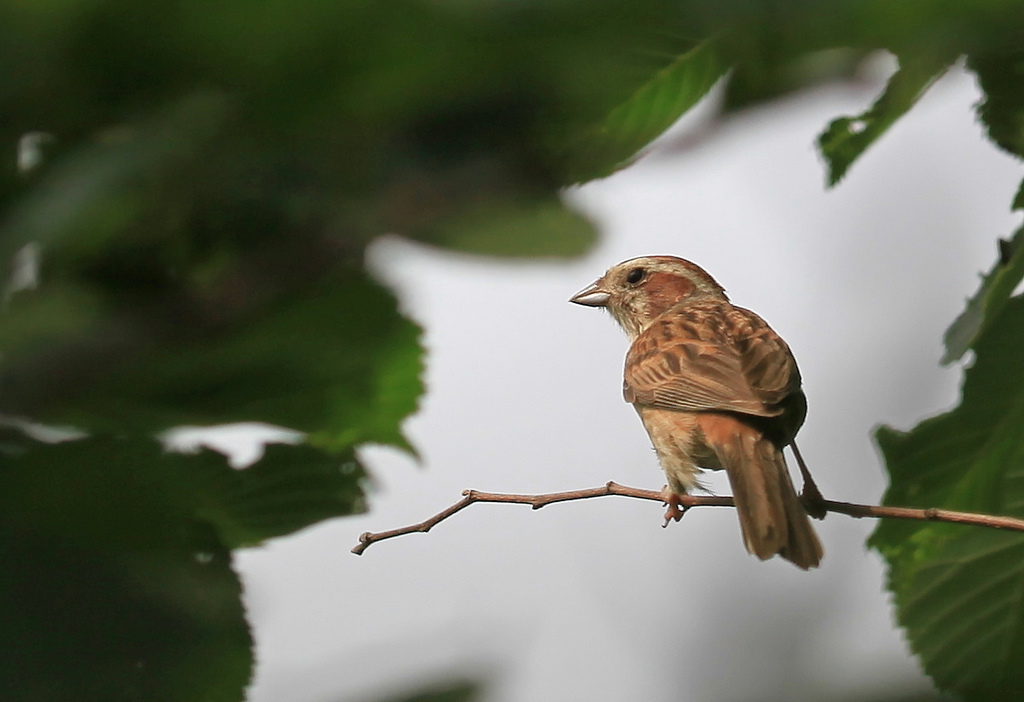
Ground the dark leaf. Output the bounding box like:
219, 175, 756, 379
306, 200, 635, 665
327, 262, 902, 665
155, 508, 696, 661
0, 431, 368, 701
970, 50, 1024, 159
0, 434, 249, 702
196, 441, 369, 549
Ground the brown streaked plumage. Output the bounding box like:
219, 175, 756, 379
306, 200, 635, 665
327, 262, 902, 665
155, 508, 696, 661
570, 255, 823, 569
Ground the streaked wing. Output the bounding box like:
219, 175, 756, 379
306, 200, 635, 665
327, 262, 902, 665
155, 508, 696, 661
624, 304, 799, 417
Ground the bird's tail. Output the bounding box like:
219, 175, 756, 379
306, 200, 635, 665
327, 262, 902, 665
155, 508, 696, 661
713, 422, 823, 569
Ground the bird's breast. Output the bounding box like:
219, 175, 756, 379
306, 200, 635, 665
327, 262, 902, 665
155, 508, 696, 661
635, 406, 722, 492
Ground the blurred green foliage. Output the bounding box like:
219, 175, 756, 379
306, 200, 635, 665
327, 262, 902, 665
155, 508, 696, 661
2, 0, 1024, 700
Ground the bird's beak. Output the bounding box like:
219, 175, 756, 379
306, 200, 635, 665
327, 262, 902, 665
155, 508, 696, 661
569, 279, 611, 307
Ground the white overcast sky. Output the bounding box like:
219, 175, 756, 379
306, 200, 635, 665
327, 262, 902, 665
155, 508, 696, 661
226, 62, 1022, 702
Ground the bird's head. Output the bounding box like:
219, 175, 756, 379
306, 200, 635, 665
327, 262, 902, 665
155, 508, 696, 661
570, 255, 727, 339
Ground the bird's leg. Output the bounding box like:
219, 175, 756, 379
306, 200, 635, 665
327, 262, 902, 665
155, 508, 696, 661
790, 441, 827, 520
660, 485, 688, 526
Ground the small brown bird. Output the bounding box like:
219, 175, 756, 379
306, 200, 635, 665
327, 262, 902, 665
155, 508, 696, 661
570, 256, 823, 569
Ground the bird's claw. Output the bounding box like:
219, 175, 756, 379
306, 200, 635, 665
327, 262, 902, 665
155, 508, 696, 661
660, 486, 687, 527
801, 485, 828, 520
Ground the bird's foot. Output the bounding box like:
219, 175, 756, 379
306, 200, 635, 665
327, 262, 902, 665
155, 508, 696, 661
800, 483, 828, 520
791, 442, 828, 520
660, 486, 687, 527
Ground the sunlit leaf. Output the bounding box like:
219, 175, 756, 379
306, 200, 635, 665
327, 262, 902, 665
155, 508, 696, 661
565, 39, 727, 182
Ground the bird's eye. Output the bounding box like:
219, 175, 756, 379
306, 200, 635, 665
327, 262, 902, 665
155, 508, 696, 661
626, 267, 646, 285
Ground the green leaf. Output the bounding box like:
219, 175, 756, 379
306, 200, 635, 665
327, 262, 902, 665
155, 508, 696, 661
942, 50, 1024, 364
0, 270, 424, 452
942, 225, 1024, 364
818, 52, 952, 186
970, 50, 1024, 159
0, 434, 251, 702
0, 530, 250, 702
566, 39, 728, 183
723, 48, 873, 113
870, 294, 1024, 700
0, 431, 369, 561
410, 196, 597, 258
0, 431, 368, 701
195, 442, 369, 549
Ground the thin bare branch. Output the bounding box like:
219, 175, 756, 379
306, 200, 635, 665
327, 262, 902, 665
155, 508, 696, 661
351, 481, 1024, 555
